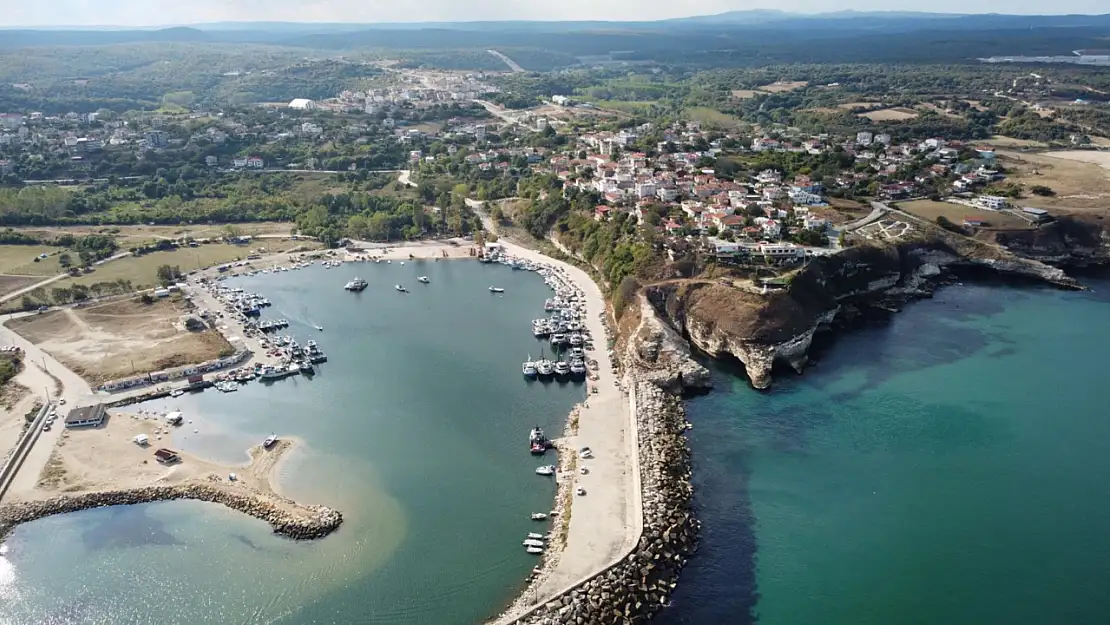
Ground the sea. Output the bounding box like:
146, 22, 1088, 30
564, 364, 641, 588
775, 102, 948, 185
661, 275, 1110, 625
3, 267, 1110, 625
0, 260, 585, 625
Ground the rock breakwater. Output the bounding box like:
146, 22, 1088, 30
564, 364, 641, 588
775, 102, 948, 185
0, 483, 342, 542
506, 381, 698, 625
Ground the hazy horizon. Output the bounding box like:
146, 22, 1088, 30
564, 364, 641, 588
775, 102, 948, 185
1, 2, 1106, 28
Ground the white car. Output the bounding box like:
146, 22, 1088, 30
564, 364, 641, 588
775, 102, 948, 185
578, 447, 593, 459
576, 487, 586, 496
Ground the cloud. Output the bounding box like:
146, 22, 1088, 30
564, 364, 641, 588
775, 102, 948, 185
0, 0, 1105, 27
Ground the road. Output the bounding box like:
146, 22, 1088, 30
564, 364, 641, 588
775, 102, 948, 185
474, 99, 525, 127
0, 251, 132, 305
487, 49, 525, 73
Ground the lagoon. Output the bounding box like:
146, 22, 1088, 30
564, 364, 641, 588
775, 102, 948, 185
1, 260, 583, 625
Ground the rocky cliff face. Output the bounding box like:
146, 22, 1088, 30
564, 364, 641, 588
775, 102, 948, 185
982, 216, 1110, 268
643, 235, 1082, 389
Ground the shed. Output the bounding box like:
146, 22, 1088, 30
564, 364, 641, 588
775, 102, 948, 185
154, 448, 180, 464
64, 404, 107, 428
165, 411, 184, 425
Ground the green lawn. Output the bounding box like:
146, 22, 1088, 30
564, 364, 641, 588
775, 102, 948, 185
0, 245, 67, 276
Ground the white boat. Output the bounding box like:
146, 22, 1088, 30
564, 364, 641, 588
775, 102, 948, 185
536, 358, 554, 377
314, 324, 323, 331
170, 389, 184, 398
530, 513, 548, 521
522, 356, 537, 377
523, 539, 545, 547
570, 360, 587, 376
526, 546, 544, 554
535, 465, 556, 476
417, 276, 430, 284
489, 286, 504, 293
395, 284, 407, 292
263, 435, 278, 448
345, 278, 368, 292
553, 361, 570, 376
527, 532, 545, 540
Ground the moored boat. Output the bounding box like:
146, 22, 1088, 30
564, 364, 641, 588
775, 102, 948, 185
530, 513, 547, 521
523, 539, 545, 547
535, 465, 556, 476
553, 360, 570, 377
345, 278, 368, 292
489, 286, 504, 293
523, 356, 537, 377
526, 546, 544, 554
263, 434, 278, 449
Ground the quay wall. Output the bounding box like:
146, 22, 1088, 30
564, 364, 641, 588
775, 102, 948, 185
497, 379, 698, 625
0, 483, 343, 543
97, 348, 251, 393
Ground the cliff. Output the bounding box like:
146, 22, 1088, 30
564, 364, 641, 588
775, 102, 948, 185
980, 216, 1110, 268
644, 229, 1082, 389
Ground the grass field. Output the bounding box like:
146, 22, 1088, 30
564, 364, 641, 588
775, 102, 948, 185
859, 107, 920, 121
60, 239, 317, 290
758, 81, 808, 93
0, 245, 66, 276
899, 200, 1032, 229
837, 101, 884, 110
683, 107, 745, 130
0, 275, 40, 299
583, 100, 655, 116
987, 135, 1048, 148
998, 150, 1110, 212
14, 222, 298, 248
731, 89, 759, 99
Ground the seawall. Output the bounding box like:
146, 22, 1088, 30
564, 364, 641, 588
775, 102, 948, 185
0, 483, 342, 543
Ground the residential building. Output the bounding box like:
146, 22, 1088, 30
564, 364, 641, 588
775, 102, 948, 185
246, 156, 264, 169
205, 155, 218, 167
856, 131, 874, 146
145, 130, 168, 148
976, 195, 1008, 210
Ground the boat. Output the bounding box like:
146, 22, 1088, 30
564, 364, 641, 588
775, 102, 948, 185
530, 426, 549, 454
263, 435, 278, 449
536, 358, 553, 377
345, 278, 368, 292
395, 284, 407, 292
527, 533, 545, 540
489, 286, 504, 293
170, 389, 184, 398
299, 361, 314, 374
531, 513, 548, 521
535, 465, 556, 476
314, 324, 323, 331
0, 543, 8, 556
523, 539, 545, 547
553, 361, 570, 376
526, 547, 544, 554
417, 276, 430, 284
522, 356, 537, 378
570, 360, 587, 376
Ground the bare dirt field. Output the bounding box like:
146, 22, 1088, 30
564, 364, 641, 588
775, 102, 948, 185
14, 223, 297, 248
859, 107, 920, 121
8, 297, 231, 384
837, 101, 884, 110
0, 275, 40, 299
900, 200, 1033, 229
34, 413, 293, 498
758, 81, 808, 93
998, 150, 1110, 212
987, 135, 1049, 148
731, 89, 759, 99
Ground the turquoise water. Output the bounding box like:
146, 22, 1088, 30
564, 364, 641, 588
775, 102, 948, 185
663, 277, 1110, 625
1, 261, 583, 625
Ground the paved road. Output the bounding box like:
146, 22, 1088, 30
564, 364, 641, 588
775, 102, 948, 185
0, 251, 132, 305
487, 49, 525, 73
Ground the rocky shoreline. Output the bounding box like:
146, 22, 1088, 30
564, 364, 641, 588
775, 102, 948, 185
0, 483, 342, 542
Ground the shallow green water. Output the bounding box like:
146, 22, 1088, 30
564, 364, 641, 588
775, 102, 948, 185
663, 277, 1110, 625
1, 260, 583, 625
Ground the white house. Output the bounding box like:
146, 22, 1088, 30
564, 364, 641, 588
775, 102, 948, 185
205, 155, 218, 167
856, 131, 874, 146
232, 157, 248, 168
976, 195, 1008, 210
246, 156, 264, 169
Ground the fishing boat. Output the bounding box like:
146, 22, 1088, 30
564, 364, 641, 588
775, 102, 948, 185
417, 276, 430, 284
345, 277, 368, 292
526, 547, 544, 554
299, 361, 315, 374
522, 356, 537, 378
535, 465, 556, 476
489, 286, 505, 293
553, 360, 570, 377
570, 360, 587, 376
263, 435, 278, 449
395, 284, 407, 292
530, 513, 548, 521
536, 357, 554, 377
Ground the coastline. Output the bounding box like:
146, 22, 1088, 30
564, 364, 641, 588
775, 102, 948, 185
0, 426, 341, 543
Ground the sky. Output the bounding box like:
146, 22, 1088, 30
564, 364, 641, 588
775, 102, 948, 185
0, 0, 1105, 27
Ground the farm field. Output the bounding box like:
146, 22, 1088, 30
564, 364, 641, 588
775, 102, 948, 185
859, 107, 920, 121
899, 200, 1033, 229
0, 245, 66, 276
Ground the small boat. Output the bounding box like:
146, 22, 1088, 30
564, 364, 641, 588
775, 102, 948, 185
526, 547, 544, 554
489, 286, 504, 293
395, 284, 407, 292
536, 358, 554, 377
299, 361, 314, 374
570, 360, 587, 376
523, 539, 545, 547
553, 361, 570, 376
531, 513, 548, 521
314, 324, 323, 331
535, 465, 556, 476
170, 389, 184, 398
263, 435, 278, 448
522, 356, 537, 378
345, 278, 368, 292
527, 533, 545, 540
417, 276, 430, 284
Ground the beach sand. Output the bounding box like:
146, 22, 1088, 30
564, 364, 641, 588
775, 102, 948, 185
17, 410, 295, 505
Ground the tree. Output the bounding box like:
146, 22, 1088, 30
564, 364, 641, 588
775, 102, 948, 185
1030, 185, 1055, 197
156, 264, 182, 286
58, 253, 72, 268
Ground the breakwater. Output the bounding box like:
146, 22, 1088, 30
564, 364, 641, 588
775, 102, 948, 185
0, 483, 342, 543
504, 380, 698, 624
